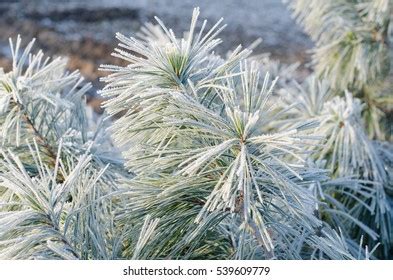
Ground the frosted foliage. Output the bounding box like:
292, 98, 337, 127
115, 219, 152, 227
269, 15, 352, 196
288, 0, 391, 91
0, 6, 392, 260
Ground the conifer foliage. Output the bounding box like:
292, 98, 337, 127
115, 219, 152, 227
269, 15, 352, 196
0, 4, 392, 259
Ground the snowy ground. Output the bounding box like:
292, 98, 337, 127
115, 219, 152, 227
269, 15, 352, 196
24, 0, 311, 54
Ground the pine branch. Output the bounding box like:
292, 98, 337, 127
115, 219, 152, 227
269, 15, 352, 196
1, 7, 391, 260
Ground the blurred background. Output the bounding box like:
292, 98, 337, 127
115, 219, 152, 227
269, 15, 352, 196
0, 0, 312, 109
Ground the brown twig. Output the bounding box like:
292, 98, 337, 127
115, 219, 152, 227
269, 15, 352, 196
17, 102, 64, 182
21, 113, 57, 163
